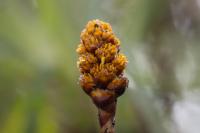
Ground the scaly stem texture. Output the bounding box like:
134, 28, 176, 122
99, 101, 116, 133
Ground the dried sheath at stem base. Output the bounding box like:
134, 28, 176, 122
76, 19, 128, 133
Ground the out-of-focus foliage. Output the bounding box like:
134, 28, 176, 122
1, 0, 200, 133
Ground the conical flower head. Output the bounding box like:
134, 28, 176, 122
77, 19, 128, 107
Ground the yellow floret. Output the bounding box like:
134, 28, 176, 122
90, 64, 117, 85
95, 43, 118, 63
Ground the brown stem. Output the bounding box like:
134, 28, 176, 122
98, 101, 117, 133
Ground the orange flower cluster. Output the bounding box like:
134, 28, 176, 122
77, 19, 128, 108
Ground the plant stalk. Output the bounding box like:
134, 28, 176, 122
98, 101, 117, 133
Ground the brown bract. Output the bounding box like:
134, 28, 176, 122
77, 19, 128, 108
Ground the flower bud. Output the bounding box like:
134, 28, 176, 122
77, 19, 128, 107
107, 76, 128, 97
79, 74, 95, 95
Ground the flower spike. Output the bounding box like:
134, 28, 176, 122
77, 19, 128, 133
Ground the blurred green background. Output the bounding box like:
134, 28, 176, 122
1, 0, 200, 133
